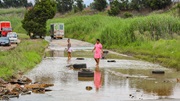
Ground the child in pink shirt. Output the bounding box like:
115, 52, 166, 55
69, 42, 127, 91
92, 39, 103, 66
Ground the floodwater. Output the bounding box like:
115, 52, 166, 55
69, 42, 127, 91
12, 38, 180, 101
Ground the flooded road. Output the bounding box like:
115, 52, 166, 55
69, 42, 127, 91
12, 38, 180, 101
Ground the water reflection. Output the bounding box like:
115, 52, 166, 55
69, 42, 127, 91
134, 79, 174, 96
94, 67, 103, 92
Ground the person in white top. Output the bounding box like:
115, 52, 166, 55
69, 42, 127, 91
67, 38, 72, 60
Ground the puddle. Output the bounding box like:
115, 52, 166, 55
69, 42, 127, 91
11, 39, 180, 101
45, 50, 134, 60
10, 56, 180, 101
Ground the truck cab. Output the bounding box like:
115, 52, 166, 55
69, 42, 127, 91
50, 23, 64, 39
0, 21, 12, 37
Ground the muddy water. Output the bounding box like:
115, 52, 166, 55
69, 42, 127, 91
12, 38, 180, 101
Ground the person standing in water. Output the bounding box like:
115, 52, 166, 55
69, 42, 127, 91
67, 38, 72, 60
92, 39, 103, 66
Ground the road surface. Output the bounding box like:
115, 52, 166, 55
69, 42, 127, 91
12, 38, 180, 101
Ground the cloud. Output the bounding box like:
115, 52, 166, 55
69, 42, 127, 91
83, 0, 93, 6
27, 0, 109, 6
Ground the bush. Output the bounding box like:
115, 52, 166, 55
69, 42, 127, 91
177, 3, 180, 16
123, 12, 133, 18
108, 5, 120, 16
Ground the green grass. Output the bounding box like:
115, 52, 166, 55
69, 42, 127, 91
47, 13, 180, 70
0, 7, 25, 15
0, 37, 48, 80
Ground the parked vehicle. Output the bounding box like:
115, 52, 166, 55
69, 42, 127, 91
0, 21, 12, 37
7, 32, 18, 44
50, 23, 64, 39
0, 37, 11, 46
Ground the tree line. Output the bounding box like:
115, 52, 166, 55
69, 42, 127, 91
21, 0, 177, 38
108, 0, 173, 16
0, 0, 33, 8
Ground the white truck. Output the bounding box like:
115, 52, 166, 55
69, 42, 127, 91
50, 23, 64, 39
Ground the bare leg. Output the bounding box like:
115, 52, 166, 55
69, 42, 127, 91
68, 52, 72, 59
69, 52, 71, 59
94, 58, 98, 66
97, 58, 100, 66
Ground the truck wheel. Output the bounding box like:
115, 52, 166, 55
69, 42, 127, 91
103, 51, 109, 54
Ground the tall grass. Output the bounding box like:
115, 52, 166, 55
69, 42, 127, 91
48, 14, 180, 69
0, 7, 25, 15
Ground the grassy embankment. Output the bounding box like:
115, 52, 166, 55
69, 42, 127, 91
0, 8, 48, 79
48, 9, 180, 70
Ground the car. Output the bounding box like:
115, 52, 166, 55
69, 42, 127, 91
0, 37, 11, 46
7, 32, 18, 44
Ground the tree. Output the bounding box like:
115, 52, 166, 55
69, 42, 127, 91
76, 0, 83, 11
146, 0, 172, 10
57, 0, 74, 13
2, 0, 29, 8
73, 5, 78, 13
130, 0, 146, 11
94, 0, 107, 11
118, 0, 130, 10
22, 0, 56, 38
177, 3, 180, 16
0, 0, 3, 8
108, 0, 120, 16
19, 0, 28, 7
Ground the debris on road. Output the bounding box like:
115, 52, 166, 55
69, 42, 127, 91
107, 60, 116, 62
0, 75, 54, 100
102, 50, 109, 59
76, 58, 85, 60
73, 64, 87, 69
86, 86, 92, 91
152, 70, 165, 74
78, 68, 94, 77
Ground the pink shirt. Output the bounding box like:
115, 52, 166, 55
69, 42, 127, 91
94, 43, 102, 58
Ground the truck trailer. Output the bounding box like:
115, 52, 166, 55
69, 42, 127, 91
0, 21, 12, 37
50, 23, 64, 39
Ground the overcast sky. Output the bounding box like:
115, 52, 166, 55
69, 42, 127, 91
27, 0, 95, 6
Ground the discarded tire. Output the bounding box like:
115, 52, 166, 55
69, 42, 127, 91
73, 64, 87, 69
107, 60, 116, 62
102, 51, 109, 59
76, 58, 85, 60
152, 70, 165, 74
78, 69, 94, 77
103, 51, 109, 54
